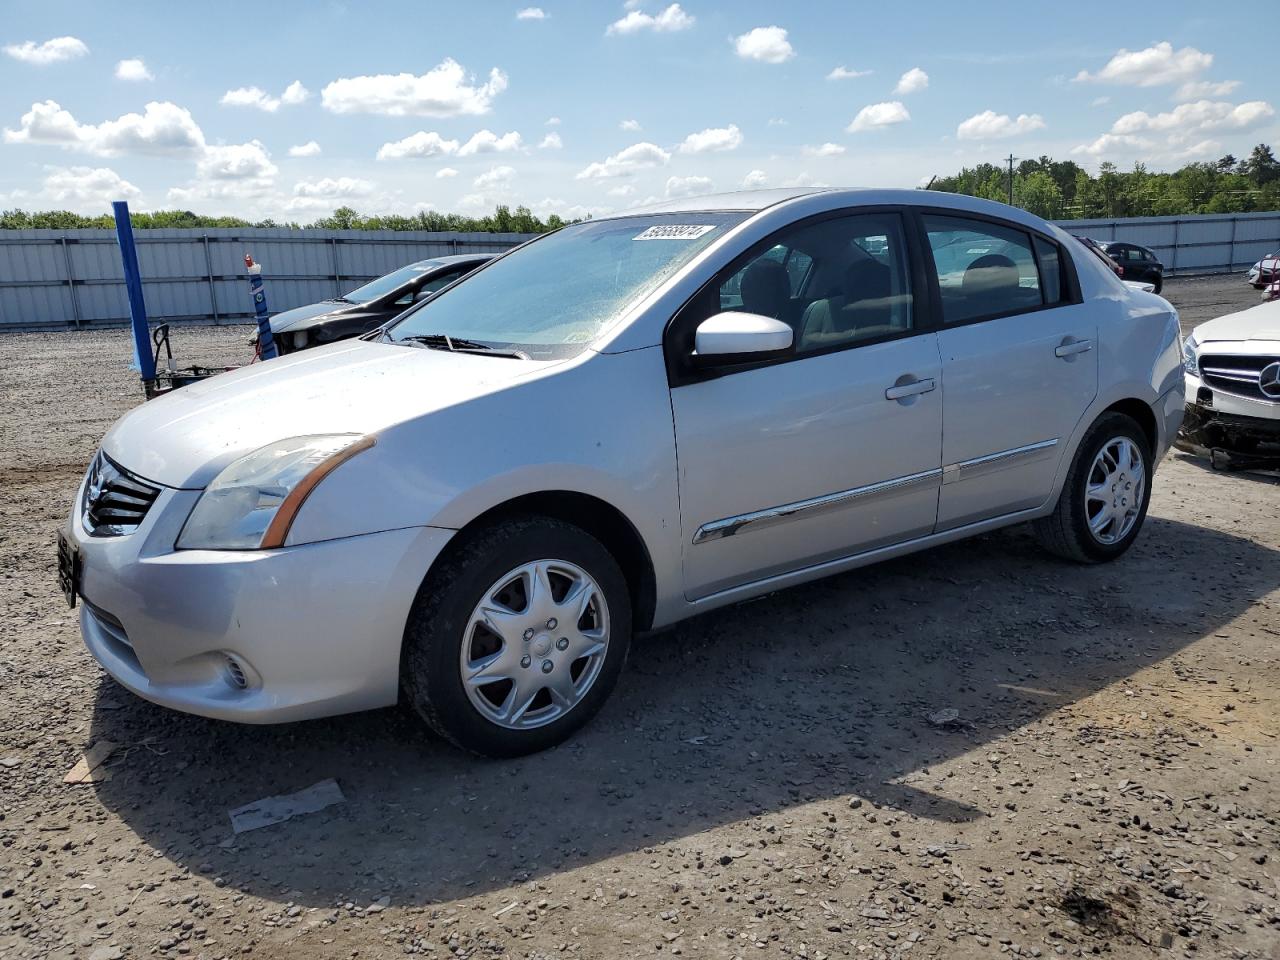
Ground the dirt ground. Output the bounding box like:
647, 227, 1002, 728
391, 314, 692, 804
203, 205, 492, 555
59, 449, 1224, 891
1, 275, 1277, 960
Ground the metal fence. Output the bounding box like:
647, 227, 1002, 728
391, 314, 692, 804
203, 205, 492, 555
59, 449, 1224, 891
0, 227, 534, 331
2, 210, 1279, 330
1054, 210, 1280, 276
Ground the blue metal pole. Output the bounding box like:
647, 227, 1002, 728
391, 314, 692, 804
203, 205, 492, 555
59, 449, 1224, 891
112, 201, 156, 382
245, 254, 278, 359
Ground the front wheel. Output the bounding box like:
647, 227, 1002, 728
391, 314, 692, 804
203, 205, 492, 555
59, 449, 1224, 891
1033, 412, 1153, 563
402, 517, 631, 757
1151, 275, 1163, 295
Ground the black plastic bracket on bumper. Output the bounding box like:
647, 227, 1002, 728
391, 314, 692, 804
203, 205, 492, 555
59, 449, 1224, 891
1176, 402, 1280, 470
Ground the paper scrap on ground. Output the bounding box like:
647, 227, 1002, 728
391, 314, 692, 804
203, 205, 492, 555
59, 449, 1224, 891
228, 778, 346, 833
64, 741, 117, 784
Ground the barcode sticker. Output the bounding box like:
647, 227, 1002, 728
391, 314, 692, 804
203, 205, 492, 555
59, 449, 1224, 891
633, 224, 715, 241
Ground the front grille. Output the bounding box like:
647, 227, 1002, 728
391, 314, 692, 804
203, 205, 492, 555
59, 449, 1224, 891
82, 452, 161, 536
1199, 354, 1280, 404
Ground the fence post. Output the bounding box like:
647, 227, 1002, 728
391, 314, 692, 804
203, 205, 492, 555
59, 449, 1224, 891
329, 236, 342, 296
202, 235, 219, 324
60, 236, 82, 329
1227, 216, 1238, 274
1171, 220, 1180, 275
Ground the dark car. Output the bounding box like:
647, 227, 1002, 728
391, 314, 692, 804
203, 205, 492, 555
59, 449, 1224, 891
1102, 241, 1163, 293
1073, 235, 1124, 280
269, 254, 492, 354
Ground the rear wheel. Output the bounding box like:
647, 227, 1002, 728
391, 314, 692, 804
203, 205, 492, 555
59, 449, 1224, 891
1151, 275, 1163, 294
402, 517, 631, 757
1034, 412, 1153, 563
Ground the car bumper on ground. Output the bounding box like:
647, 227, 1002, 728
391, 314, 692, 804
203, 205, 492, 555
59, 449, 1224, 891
67, 479, 453, 724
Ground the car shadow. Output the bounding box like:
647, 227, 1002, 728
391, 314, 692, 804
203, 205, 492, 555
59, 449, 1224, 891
1171, 450, 1280, 484
87, 515, 1278, 907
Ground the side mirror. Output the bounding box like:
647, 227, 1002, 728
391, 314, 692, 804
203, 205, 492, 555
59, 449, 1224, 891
693, 312, 793, 366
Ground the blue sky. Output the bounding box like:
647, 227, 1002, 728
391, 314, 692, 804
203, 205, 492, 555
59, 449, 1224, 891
1, 1, 1275, 220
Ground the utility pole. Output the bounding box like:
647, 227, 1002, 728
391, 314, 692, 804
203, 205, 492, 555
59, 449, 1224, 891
1006, 154, 1017, 206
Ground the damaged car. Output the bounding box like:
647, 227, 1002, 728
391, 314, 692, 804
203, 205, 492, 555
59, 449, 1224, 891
268, 254, 491, 354
60, 188, 1184, 757
1177, 297, 1280, 468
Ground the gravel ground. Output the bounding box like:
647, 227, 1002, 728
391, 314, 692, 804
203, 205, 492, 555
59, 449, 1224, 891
1, 275, 1277, 960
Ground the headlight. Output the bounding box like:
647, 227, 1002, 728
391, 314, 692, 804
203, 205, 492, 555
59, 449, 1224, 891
1182, 334, 1199, 375
176, 434, 374, 550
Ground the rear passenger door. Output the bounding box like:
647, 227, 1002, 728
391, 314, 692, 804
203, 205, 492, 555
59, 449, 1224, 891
922, 214, 1098, 531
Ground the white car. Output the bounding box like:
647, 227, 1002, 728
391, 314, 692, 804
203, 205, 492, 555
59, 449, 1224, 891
60, 188, 1185, 757
1179, 297, 1280, 465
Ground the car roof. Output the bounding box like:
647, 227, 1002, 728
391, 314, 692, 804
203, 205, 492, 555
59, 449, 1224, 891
608, 187, 1062, 235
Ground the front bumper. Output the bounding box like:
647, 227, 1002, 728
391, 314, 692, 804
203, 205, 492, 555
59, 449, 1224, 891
1176, 372, 1280, 456
67, 477, 454, 723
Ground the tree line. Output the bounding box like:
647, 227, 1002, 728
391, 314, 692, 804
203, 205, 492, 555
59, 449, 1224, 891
929, 144, 1280, 220
0, 204, 570, 233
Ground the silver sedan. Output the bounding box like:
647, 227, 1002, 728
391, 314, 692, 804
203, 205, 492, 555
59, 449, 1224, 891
61, 188, 1185, 756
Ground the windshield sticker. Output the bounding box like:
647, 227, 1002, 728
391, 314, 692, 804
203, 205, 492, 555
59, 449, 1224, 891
633, 224, 716, 241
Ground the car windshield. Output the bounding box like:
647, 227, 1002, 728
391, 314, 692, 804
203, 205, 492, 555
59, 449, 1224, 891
345, 263, 436, 304
386, 213, 747, 359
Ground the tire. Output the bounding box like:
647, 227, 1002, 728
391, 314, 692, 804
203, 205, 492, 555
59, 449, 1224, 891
1151, 275, 1163, 295
1033, 412, 1153, 564
401, 516, 631, 757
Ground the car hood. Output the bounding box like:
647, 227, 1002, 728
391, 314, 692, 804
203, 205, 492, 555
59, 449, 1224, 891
269, 301, 356, 335
103, 339, 559, 488
1193, 298, 1280, 345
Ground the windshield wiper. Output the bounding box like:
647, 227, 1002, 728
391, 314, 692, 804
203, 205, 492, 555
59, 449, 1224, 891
398, 333, 528, 359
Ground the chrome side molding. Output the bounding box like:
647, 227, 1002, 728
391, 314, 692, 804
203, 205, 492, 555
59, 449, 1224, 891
941, 438, 1058, 485
693, 468, 943, 544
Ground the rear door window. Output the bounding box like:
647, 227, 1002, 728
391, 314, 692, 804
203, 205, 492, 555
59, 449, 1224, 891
922, 215, 1045, 325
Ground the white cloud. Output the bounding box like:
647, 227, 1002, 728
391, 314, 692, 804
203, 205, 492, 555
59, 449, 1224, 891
1074, 41, 1212, 87
474, 165, 516, 188
1091, 96, 1111, 107
781, 172, 828, 188
3, 36, 88, 65
197, 140, 277, 181
1110, 99, 1274, 141
115, 58, 152, 82
847, 101, 910, 132
678, 124, 742, 153
802, 142, 845, 158
956, 110, 1046, 140
767, 117, 788, 126
545, 116, 561, 125
436, 167, 459, 178
4, 99, 206, 156
577, 141, 671, 178
742, 169, 769, 188
457, 193, 489, 210
281, 80, 310, 105
733, 26, 794, 64
606, 3, 694, 35
1175, 79, 1240, 100
620, 118, 642, 131
1070, 133, 1153, 157
893, 67, 929, 95
322, 59, 508, 117
288, 140, 322, 158
376, 131, 461, 160
608, 184, 635, 197
457, 129, 523, 156
293, 177, 374, 199
538, 131, 562, 149
827, 66, 871, 81
665, 175, 714, 198
516, 7, 547, 19
43, 166, 140, 206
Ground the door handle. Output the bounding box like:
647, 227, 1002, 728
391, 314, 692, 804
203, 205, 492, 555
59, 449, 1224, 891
885, 377, 936, 401
1055, 338, 1093, 359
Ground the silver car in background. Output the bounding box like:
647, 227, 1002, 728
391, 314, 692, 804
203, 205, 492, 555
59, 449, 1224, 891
61, 188, 1185, 757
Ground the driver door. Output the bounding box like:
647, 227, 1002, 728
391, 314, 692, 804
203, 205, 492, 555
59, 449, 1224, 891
667, 210, 944, 600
